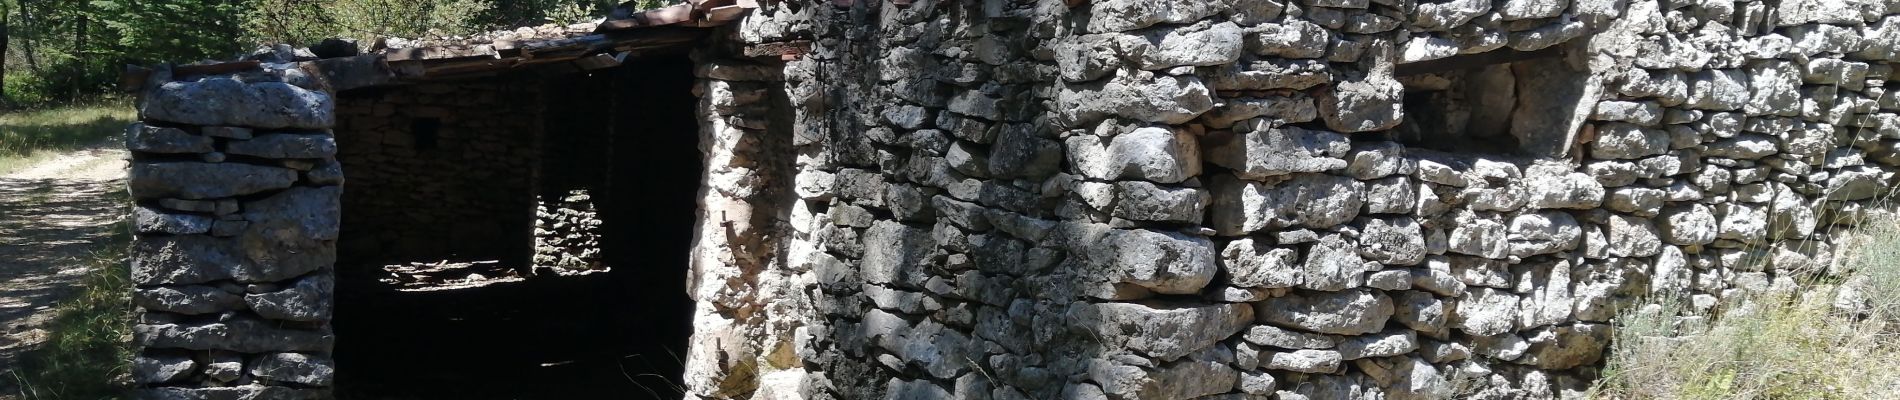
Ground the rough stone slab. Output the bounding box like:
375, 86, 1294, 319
246, 274, 334, 322
133, 352, 198, 384
134, 385, 328, 400
249, 352, 336, 387
225, 132, 338, 159
1254, 288, 1394, 335
1079, 301, 1253, 361
134, 285, 243, 315
1209, 173, 1365, 235
1203, 124, 1350, 180
1090, 228, 1217, 294
134, 316, 333, 353
141, 78, 334, 130
130, 162, 298, 200
134, 205, 215, 235
1082, 0, 1230, 33
127, 123, 214, 154
1058, 71, 1215, 127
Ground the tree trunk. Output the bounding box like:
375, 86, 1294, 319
2, 10, 10, 103
17, 2, 36, 73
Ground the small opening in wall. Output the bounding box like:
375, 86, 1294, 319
1390, 47, 1586, 158
411, 117, 441, 151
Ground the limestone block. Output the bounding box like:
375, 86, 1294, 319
1319, 73, 1405, 133
132, 352, 197, 384
1204, 123, 1350, 180
136, 386, 327, 400
1220, 238, 1302, 289
1208, 173, 1365, 235
1507, 211, 1583, 257
133, 316, 333, 353
1498, 0, 1566, 20
1082, 0, 1231, 33
134, 205, 214, 235
129, 162, 298, 200
1745, 60, 1803, 117
1451, 287, 1519, 336
1058, 71, 1214, 126
861, 221, 935, 288
142, 78, 334, 129
1080, 301, 1253, 361
1359, 216, 1426, 266
1198, 95, 1318, 129
248, 352, 336, 387
1090, 228, 1217, 294
1208, 59, 1332, 91
1302, 233, 1376, 291
133, 285, 242, 315
1246, 20, 1331, 59
1590, 123, 1671, 160
1254, 288, 1395, 335
126, 123, 213, 154
1243, 324, 1339, 349
1138, 21, 1246, 69
245, 274, 334, 322
1336, 329, 1419, 360
225, 132, 337, 159
1413, 0, 1490, 30
1263, 349, 1342, 373
1067, 126, 1202, 184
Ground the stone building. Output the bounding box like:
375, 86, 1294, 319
120, 0, 1900, 398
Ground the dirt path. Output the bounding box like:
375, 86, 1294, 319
0, 147, 128, 373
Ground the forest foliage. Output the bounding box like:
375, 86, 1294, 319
0, 0, 650, 109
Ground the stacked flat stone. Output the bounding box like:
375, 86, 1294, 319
680, 0, 1900, 399
127, 65, 339, 399
533, 189, 607, 273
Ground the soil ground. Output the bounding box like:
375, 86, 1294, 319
0, 146, 128, 378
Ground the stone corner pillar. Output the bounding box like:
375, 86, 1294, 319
125, 64, 342, 399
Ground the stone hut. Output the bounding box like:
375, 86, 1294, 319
120, 0, 1900, 398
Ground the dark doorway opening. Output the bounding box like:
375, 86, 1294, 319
331, 53, 703, 399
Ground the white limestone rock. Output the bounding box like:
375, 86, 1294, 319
1209, 173, 1366, 235
1254, 288, 1395, 335
1204, 123, 1350, 180
1221, 237, 1303, 288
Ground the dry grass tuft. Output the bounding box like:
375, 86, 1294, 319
1596, 201, 1900, 399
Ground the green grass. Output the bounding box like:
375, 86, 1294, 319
0, 101, 136, 175
6, 213, 135, 400
1595, 206, 1900, 399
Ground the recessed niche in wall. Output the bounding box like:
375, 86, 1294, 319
1392, 46, 1594, 158
411, 117, 441, 151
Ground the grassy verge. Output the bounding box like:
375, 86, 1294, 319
0, 101, 136, 175
6, 213, 135, 400
1596, 209, 1900, 399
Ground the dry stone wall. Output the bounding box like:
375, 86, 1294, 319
684, 0, 1900, 399
331, 81, 542, 267
127, 65, 339, 399
124, 0, 1900, 398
